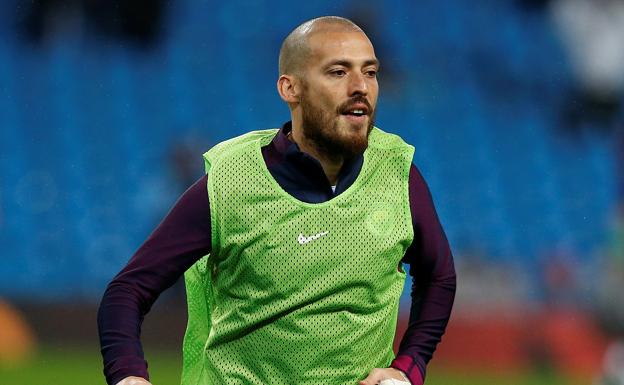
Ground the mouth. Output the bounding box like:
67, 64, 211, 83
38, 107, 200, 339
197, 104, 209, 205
340, 103, 369, 124
341, 113, 368, 124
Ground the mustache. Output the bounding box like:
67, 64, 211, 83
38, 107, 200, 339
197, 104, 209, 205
336, 96, 372, 115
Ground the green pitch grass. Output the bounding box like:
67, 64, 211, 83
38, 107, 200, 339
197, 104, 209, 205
0, 344, 586, 385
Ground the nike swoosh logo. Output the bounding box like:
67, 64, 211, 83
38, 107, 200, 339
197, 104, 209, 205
297, 231, 329, 245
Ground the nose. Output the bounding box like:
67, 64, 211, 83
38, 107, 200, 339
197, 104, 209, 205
348, 72, 368, 96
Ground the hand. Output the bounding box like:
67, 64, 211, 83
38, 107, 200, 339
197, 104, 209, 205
359, 367, 411, 385
115, 376, 153, 385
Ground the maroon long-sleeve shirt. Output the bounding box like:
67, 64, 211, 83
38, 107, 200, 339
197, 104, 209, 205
97, 122, 456, 385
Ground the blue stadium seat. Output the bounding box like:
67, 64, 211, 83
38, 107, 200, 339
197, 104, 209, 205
0, 0, 617, 299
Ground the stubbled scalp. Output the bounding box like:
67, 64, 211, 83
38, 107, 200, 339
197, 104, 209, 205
278, 16, 365, 77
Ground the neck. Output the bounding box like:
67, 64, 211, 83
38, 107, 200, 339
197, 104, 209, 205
287, 124, 343, 186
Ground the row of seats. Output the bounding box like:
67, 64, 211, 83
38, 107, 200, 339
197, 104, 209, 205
0, 0, 616, 299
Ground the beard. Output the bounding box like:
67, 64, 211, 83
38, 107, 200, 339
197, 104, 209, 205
299, 92, 375, 161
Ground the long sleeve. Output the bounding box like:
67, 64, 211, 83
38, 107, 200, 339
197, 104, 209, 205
97, 174, 212, 385
390, 164, 457, 385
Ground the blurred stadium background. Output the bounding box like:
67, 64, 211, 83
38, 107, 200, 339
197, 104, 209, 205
0, 0, 623, 384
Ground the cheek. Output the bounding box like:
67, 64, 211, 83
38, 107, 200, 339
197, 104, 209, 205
368, 81, 379, 100
318, 94, 340, 115
312, 82, 342, 111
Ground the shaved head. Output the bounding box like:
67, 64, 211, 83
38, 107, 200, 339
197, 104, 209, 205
275, 15, 379, 170
278, 16, 365, 77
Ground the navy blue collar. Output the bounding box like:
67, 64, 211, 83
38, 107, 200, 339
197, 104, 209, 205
260, 121, 364, 203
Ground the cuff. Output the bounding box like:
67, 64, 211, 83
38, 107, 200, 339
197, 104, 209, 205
105, 358, 150, 385
390, 355, 425, 385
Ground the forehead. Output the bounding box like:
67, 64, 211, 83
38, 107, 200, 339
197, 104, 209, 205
306, 31, 376, 66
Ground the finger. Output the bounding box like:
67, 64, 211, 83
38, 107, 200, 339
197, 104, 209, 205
360, 368, 384, 385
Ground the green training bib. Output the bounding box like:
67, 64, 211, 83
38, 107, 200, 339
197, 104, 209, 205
182, 127, 414, 385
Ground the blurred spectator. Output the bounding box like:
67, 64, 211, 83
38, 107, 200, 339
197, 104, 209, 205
17, 0, 86, 44
17, 0, 167, 47
86, 0, 167, 48
593, 340, 624, 385
550, 0, 624, 134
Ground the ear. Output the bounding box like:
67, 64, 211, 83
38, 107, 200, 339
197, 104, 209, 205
277, 75, 300, 104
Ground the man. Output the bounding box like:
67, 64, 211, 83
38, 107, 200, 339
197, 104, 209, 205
98, 16, 456, 385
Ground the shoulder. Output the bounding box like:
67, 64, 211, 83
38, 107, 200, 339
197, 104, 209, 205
407, 163, 443, 227
408, 163, 435, 199
367, 127, 416, 179
368, 126, 414, 152
203, 128, 278, 167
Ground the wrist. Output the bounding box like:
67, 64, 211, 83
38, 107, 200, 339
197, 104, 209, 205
390, 355, 424, 385
397, 369, 410, 383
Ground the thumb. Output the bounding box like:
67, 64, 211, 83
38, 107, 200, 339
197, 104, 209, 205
359, 368, 383, 385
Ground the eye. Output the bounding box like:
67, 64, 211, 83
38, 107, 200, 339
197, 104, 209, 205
365, 69, 378, 77
330, 69, 346, 77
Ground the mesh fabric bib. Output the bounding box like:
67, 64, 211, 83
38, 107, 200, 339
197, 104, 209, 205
182, 127, 414, 385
